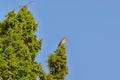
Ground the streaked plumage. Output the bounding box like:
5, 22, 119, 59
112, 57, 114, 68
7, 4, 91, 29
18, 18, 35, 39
58, 37, 67, 46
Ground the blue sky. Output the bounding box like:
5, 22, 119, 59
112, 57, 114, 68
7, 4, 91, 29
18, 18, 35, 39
1, 0, 120, 80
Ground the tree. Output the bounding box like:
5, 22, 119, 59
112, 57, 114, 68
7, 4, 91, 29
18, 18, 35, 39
0, 5, 68, 80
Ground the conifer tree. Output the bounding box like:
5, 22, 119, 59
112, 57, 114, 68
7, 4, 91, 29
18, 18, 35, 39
39, 44, 68, 80
0, 5, 68, 80
0, 5, 42, 80
47, 45, 68, 80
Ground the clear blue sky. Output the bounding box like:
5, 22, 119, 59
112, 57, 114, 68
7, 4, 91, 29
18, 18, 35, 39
1, 0, 120, 80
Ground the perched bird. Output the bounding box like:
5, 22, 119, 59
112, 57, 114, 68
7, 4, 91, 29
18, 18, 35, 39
58, 37, 67, 46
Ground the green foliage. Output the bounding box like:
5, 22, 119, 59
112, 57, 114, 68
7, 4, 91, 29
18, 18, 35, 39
0, 5, 68, 80
47, 45, 68, 80
38, 45, 68, 80
0, 6, 42, 80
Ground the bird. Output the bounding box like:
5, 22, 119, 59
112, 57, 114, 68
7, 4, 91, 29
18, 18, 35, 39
58, 37, 67, 46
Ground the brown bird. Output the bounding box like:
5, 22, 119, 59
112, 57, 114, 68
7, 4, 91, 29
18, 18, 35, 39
58, 37, 67, 46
